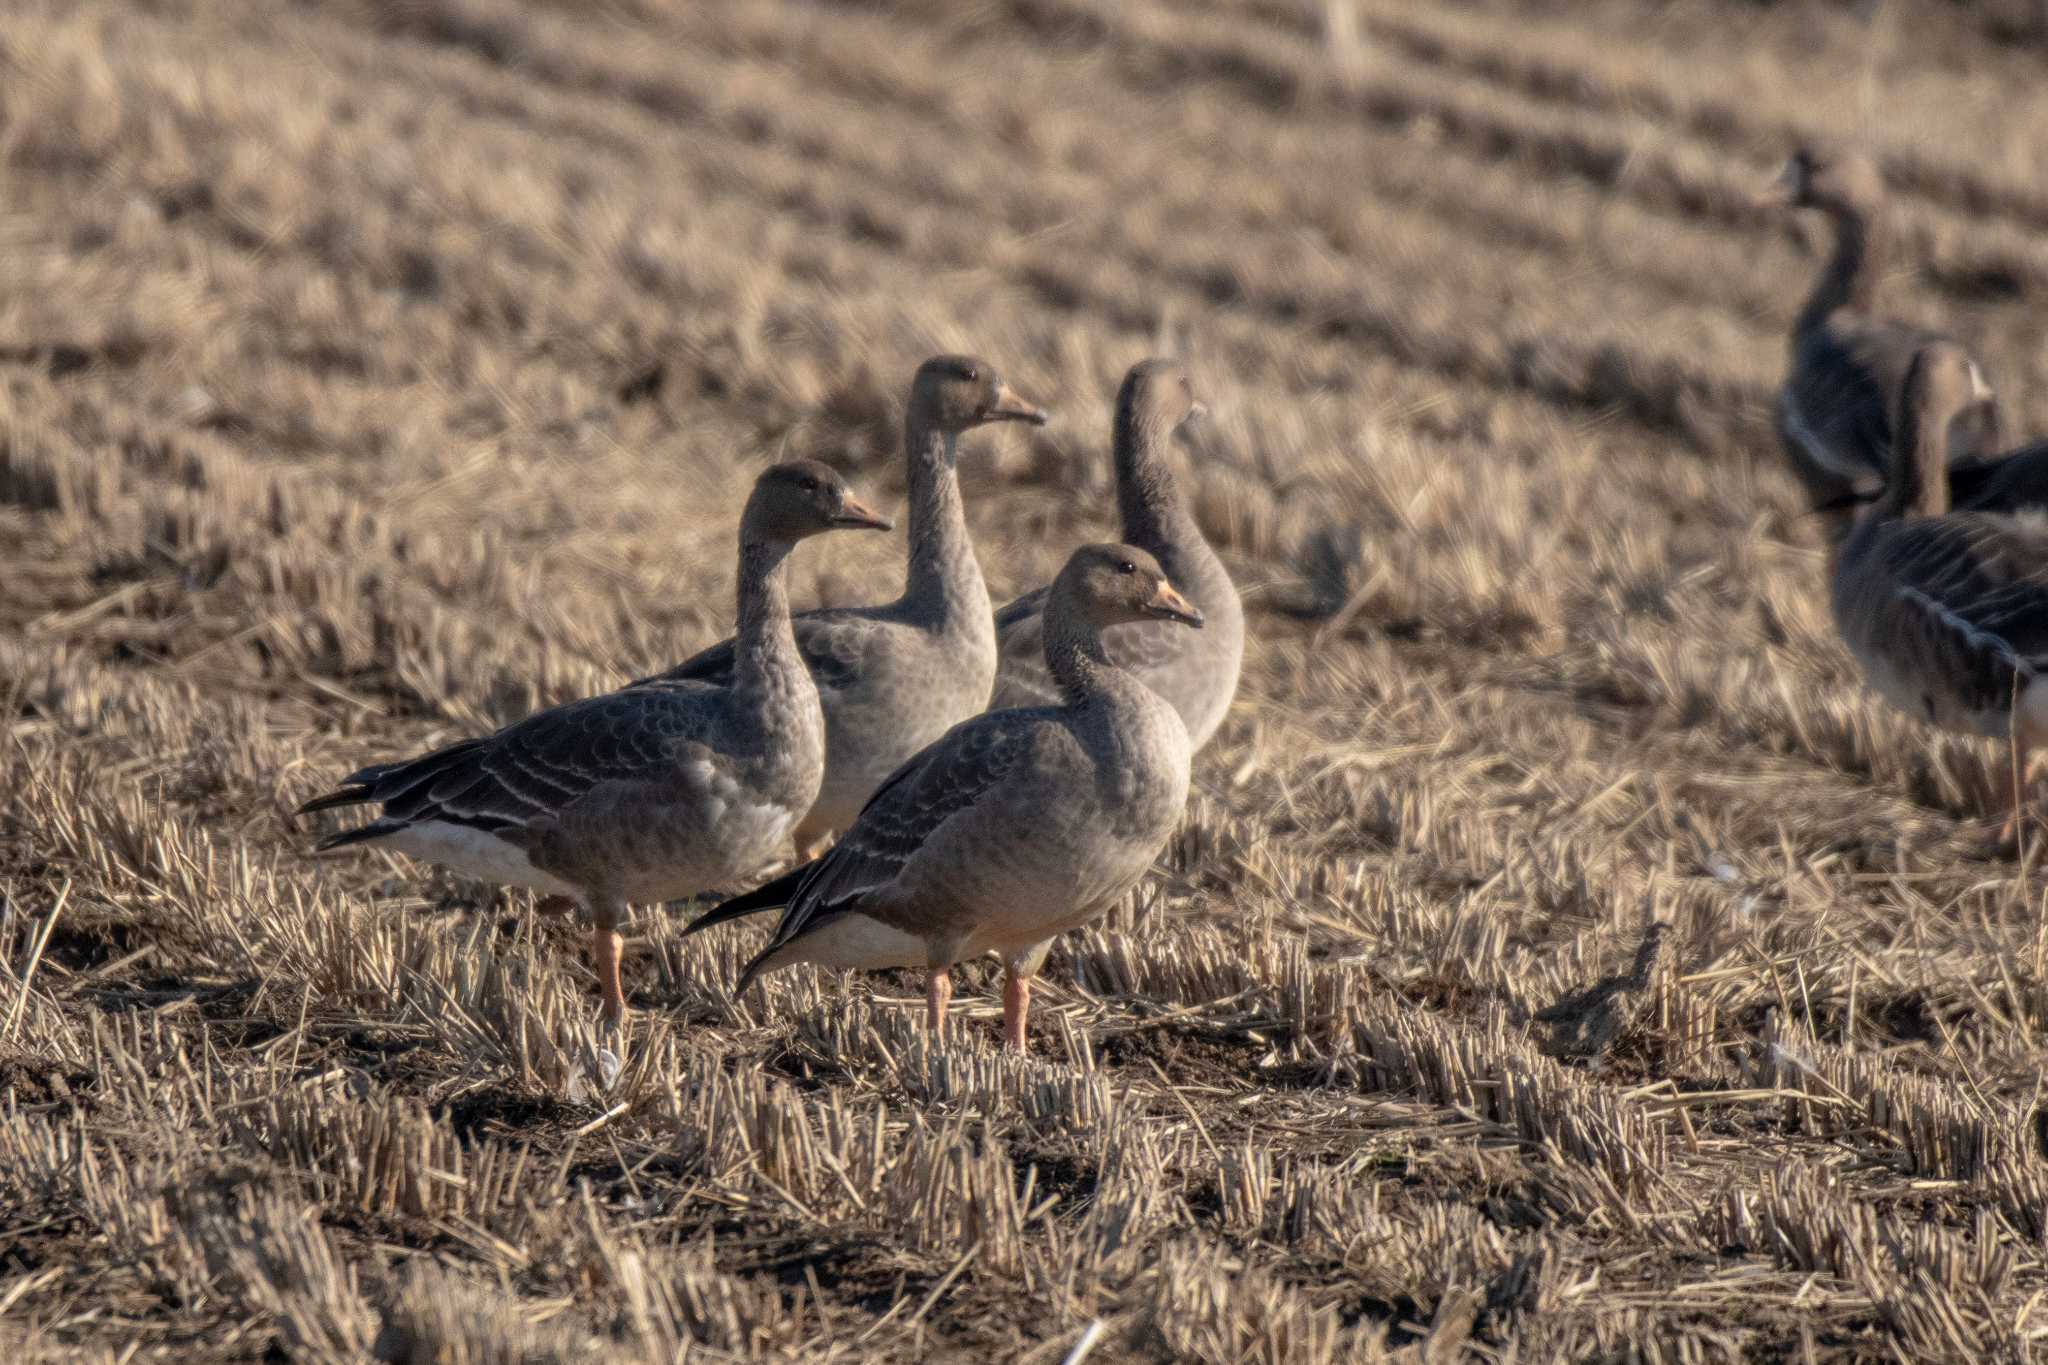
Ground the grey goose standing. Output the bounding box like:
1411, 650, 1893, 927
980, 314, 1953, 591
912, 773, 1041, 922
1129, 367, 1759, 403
990, 359, 1243, 750
634, 355, 1046, 856
1829, 341, 2048, 838
686, 544, 1202, 1050
298, 461, 892, 1031
1763, 143, 2002, 523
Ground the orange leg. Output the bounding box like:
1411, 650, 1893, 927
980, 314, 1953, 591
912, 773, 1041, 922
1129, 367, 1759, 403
1002, 971, 1032, 1052
592, 924, 626, 1033
926, 968, 953, 1036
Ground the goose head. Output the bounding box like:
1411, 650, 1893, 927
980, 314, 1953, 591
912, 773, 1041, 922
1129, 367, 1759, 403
1119, 358, 1206, 438
745, 459, 894, 544
1761, 142, 1884, 215
910, 355, 1049, 436
1056, 542, 1204, 631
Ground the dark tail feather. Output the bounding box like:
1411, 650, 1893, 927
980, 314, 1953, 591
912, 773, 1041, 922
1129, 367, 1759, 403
298, 785, 374, 817
297, 740, 490, 820
312, 820, 404, 853
732, 945, 777, 1000
296, 754, 412, 816
350, 743, 486, 812
683, 860, 816, 938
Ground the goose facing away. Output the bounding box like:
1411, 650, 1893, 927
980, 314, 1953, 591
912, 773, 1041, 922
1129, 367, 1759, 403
991, 359, 1244, 751
635, 355, 1047, 856
691, 543, 1202, 1050
1762, 143, 2002, 521
298, 461, 893, 1031
1829, 342, 2048, 833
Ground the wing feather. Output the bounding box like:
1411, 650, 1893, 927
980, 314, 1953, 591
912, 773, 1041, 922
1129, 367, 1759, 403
736, 708, 1057, 989
1861, 512, 2048, 719
305, 688, 718, 843
632, 608, 877, 694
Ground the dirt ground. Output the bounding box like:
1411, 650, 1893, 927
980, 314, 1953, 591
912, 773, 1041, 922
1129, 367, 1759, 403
7, 0, 2048, 1359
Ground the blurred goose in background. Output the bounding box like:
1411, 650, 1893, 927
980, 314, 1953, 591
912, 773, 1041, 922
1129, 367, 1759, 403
686, 544, 1201, 1050
990, 359, 1243, 750
1829, 342, 2048, 840
635, 355, 1046, 856
1762, 143, 2002, 525
299, 461, 892, 1032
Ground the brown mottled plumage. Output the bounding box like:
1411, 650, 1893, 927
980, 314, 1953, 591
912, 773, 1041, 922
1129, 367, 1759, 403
298, 461, 892, 1032
690, 543, 1202, 1050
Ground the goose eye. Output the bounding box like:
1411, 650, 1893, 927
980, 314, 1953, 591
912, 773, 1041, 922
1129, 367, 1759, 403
962, 366, 980, 382
1117, 560, 1137, 575
800, 477, 820, 492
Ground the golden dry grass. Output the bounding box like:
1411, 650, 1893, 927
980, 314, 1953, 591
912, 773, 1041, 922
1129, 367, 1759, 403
7, 0, 2048, 1359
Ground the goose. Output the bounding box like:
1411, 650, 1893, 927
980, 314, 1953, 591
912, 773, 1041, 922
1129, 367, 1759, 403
634, 355, 1046, 856
298, 461, 893, 1031
990, 359, 1243, 750
685, 543, 1202, 1049
1763, 143, 2002, 523
1829, 341, 2047, 838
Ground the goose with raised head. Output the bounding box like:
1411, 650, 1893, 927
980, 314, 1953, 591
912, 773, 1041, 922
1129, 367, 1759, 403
635, 355, 1046, 856
1763, 143, 2001, 524
1830, 341, 2048, 838
990, 359, 1243, 750
298, 461, 893, 1031
686, 543, 1202, 1050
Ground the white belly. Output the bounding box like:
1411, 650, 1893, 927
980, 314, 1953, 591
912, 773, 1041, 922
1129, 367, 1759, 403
773, 911, 930, 972
382, 822, 580, 898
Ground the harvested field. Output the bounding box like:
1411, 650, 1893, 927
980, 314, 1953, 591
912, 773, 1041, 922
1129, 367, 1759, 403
8, 0, 2048, 1358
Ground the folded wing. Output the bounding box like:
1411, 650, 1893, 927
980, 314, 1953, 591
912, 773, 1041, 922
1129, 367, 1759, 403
734, 708, 1055, 990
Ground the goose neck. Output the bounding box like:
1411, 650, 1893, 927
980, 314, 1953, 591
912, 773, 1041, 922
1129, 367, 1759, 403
732, 537, 804, 696
1115, 413, 1198, 548
1044, 602, 1123, 707
1796, 194, 1887, 335
902, 420, 987, 628
1881, 385, 1953, 522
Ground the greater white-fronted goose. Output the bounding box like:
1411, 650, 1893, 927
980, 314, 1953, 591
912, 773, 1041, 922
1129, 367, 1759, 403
989, 359, 1243, 750
1763, 143, 2002, 521
634, 356, 1046, 856
299, 461, 892, 1031
1829, 341, 2048, 835
686, 543, 1201, 1050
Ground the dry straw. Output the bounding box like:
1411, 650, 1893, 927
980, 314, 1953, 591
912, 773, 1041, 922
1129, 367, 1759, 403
6, 0, 2048, 1358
